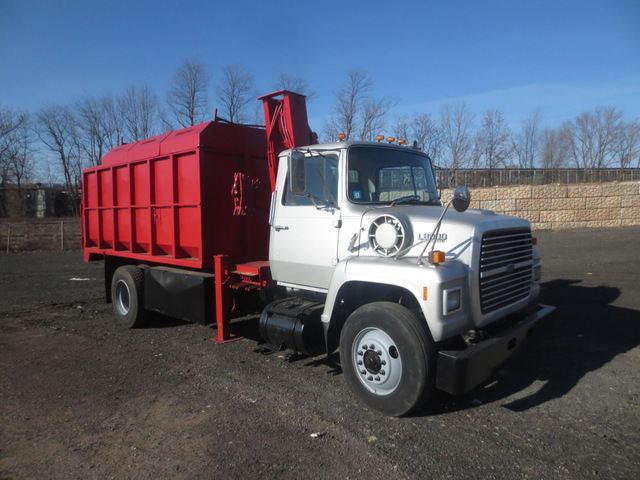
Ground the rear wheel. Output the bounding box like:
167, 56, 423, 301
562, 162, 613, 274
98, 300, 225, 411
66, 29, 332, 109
111, 266, 148, 328
340, 301, 435, 416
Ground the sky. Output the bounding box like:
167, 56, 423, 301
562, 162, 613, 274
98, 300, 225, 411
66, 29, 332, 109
1, 0, 639, 133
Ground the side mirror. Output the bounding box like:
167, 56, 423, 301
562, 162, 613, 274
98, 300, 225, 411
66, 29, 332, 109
452, 186, 471, 212
288, 151, 306, 194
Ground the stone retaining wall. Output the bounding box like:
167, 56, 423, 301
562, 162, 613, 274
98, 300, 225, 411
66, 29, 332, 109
442, 181, 640, 230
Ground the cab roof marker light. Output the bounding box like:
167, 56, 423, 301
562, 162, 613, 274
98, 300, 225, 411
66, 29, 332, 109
338, 133, 347, 141
376, 135, 385, 142
387, 137, 396, 143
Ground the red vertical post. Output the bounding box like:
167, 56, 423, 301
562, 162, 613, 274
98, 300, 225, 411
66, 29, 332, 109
213, 254, 231, 342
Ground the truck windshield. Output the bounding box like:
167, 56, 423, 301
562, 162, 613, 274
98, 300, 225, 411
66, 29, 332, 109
347, 146, 440, 205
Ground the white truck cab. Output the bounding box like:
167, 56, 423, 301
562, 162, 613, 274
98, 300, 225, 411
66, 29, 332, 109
264, 140, 554, 416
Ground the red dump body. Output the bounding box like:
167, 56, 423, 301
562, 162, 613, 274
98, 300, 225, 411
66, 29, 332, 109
82, 119, 271, 270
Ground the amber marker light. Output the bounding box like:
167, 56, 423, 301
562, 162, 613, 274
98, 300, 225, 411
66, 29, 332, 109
376, 135, 385, 142
387, 137, 396, 143
423, 286, 428, 301
429, 250, 446, 264
398, 139, 406, 145
338, 133, 347, 141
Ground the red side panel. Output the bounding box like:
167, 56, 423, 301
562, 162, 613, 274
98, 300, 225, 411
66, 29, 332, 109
82, 120, 270, 270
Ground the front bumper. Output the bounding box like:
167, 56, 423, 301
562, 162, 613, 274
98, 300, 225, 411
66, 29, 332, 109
435, 303, 555, 395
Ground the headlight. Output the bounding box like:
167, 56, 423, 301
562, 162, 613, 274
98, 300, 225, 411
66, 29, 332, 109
443, 287, 462, 314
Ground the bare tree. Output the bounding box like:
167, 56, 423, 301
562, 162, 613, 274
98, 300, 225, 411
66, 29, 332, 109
439, 103, 475, 170
513, 109, 542, 169
6, 120, 35, 215
75, 95, 122, 168
476, 110, 513, 171
274, 73, 317, 100
103, 94, 124, 146
120, 84, 160, 141
612, 118, 640, 169
325, 70, 371, 141
392, 112, 444, 165
216, 65, 255, 123
166, 59, 210, 128
1, 105, 29, 185
540, 127, 571, 170
360, 97, 397, 141
563, 107, 622, 169
0, 107, 34, 216
35, 104, 82, 214
392, 115, 412, 142
324, 69, 396, 142
412, 112, 444, 165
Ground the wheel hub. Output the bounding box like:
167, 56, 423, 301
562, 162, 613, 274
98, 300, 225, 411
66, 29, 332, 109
115, 280, 131, 315
352, 327, 402, 395
363, 349, 382, 374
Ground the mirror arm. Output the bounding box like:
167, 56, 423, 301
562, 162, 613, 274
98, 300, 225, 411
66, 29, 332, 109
416, 186, 471, 265
417, 198, 452, 265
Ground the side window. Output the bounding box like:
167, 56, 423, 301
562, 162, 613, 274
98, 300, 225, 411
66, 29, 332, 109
284, 154, 339, 206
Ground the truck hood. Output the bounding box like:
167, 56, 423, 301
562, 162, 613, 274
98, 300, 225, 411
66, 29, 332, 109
356, 205, 531, 261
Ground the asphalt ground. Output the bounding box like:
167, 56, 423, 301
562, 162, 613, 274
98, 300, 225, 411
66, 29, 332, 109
1, 226, 639, 479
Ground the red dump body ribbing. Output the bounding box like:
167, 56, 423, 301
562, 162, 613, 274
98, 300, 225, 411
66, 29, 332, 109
82, 119, 271, 270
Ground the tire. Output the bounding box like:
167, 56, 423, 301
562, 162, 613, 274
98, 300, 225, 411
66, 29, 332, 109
111, 266, 148, 328
339, 302, 435, 416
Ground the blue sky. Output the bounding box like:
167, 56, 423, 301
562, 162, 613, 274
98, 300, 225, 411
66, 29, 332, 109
1, 0, 639, 132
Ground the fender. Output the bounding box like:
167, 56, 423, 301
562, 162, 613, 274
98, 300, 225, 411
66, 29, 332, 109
321, 255, 471, 345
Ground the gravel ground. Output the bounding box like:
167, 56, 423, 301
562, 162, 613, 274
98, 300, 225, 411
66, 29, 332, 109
1, 227, 639, 480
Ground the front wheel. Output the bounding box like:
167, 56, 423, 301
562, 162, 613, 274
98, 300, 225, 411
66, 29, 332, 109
340, 302, 435, 416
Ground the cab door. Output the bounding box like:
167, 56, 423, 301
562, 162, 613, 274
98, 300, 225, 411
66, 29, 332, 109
269, 152, 341, 291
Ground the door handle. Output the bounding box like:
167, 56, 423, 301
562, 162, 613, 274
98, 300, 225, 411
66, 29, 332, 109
272, 225, 289, 231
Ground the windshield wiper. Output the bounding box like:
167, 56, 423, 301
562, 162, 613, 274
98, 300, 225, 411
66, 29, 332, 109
296, 192, 340, 210
391, 195, 421, 206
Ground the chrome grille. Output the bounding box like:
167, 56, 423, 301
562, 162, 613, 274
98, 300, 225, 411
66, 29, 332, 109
479, 228, 533, 314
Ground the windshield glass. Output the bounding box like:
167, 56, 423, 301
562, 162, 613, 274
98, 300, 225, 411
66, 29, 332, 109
347, 146, 440, 205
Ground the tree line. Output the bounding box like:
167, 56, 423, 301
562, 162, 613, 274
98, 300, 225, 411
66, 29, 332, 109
1, 60, 639, 215
327, 70, 639, 174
